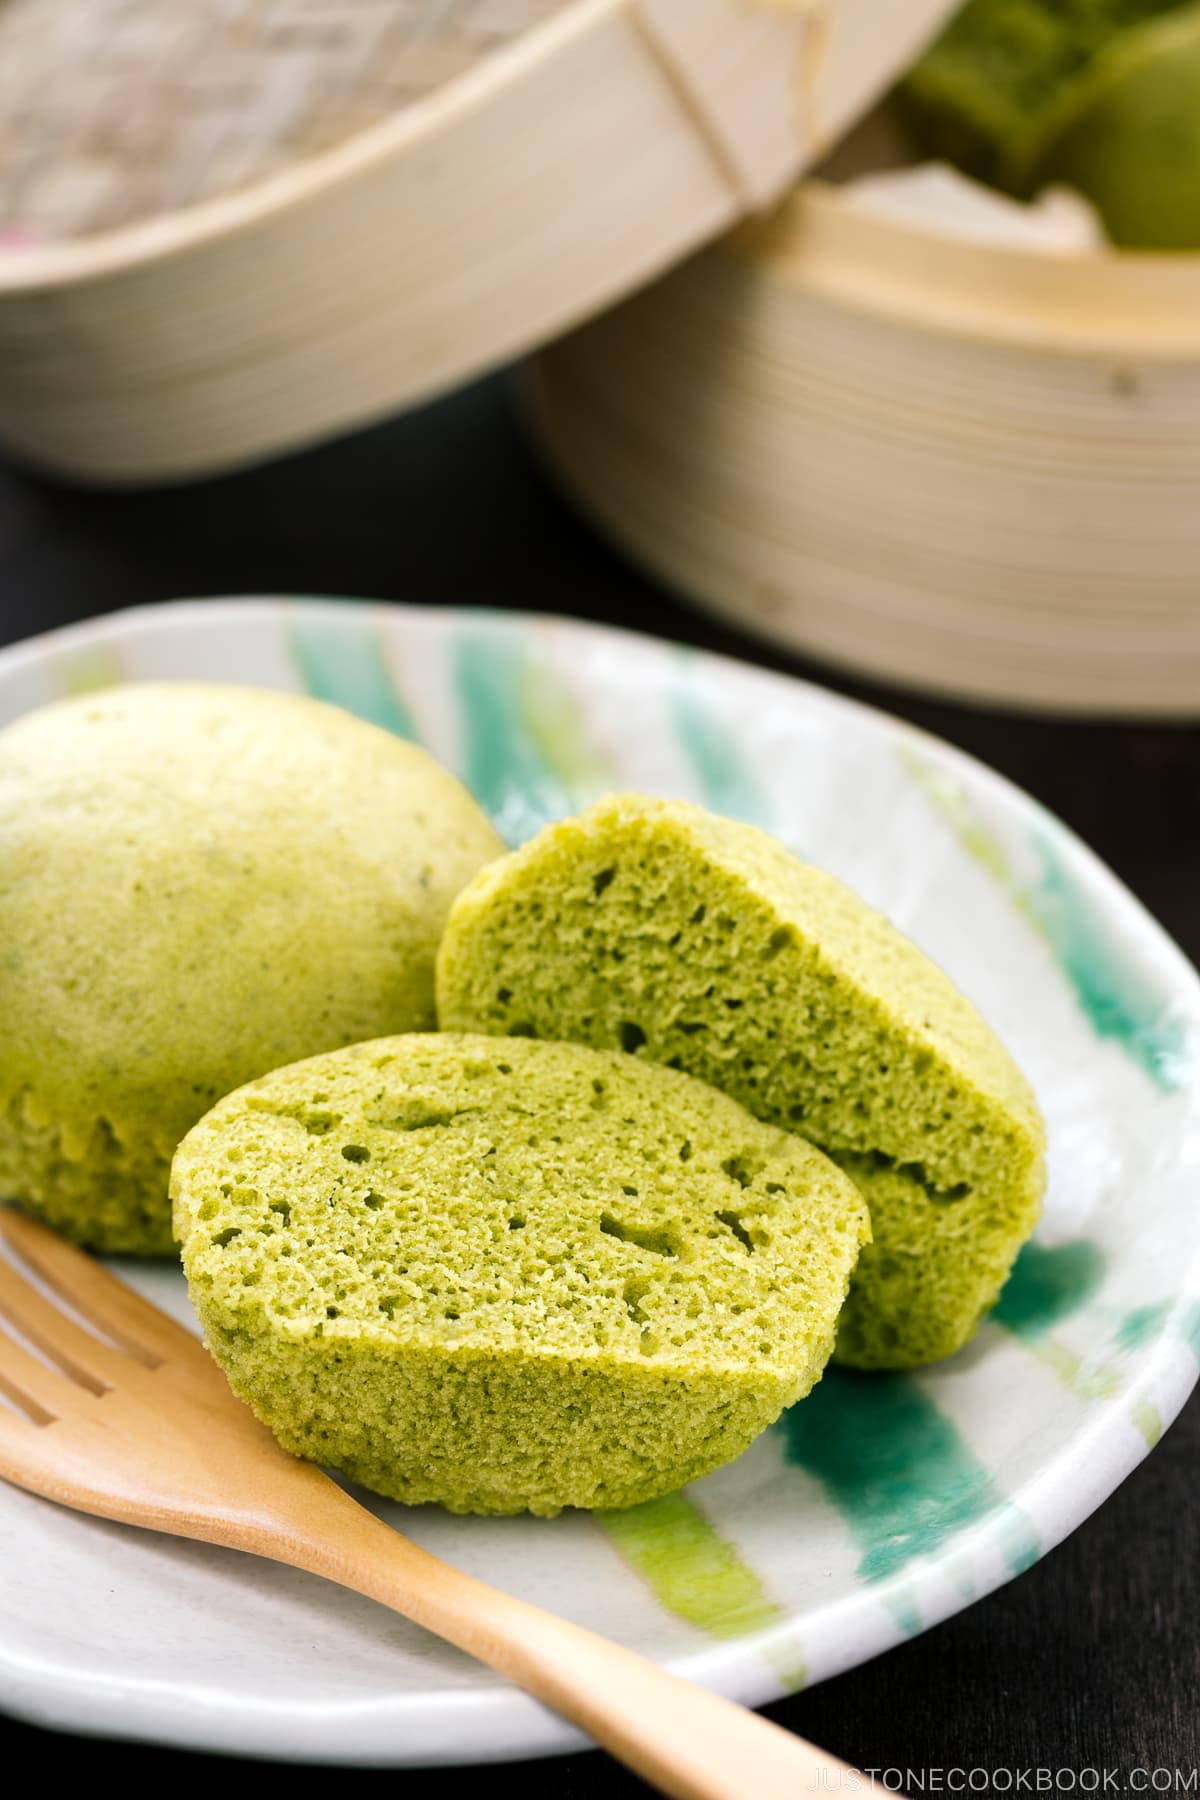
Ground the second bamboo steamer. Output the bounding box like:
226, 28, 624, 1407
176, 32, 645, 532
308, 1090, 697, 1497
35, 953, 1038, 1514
526, 180, 1200, 717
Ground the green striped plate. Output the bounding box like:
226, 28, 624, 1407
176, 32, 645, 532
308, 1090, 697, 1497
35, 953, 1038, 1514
2, 597, 1197, 1765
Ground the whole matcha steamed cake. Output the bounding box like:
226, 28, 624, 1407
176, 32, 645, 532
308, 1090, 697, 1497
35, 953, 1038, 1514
902, 0, 1200, 248
173, 1033, 869, 1514
902, 0, 1187, 188
0, 684, 502, 1253
436, 796, 1046, 1370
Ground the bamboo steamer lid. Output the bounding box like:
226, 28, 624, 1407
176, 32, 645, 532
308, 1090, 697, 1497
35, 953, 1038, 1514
0, 0, 957, 482
527, 164, 1200, 718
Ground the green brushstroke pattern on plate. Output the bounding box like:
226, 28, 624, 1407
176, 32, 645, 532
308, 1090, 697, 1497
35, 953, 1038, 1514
901, 745, 1192, 1092
994, 1240, 1125, 1403
289, 614, 415, 739
516, 648, 614, 798
993, 1241, 1108, 1338
455, 633, 596, 845
778, 1368, 1038, 1594
599, 1493, 788, 1642
672, 654, 773, 829
58, 644, 123, 697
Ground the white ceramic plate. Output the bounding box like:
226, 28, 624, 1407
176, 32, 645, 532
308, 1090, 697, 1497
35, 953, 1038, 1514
2, 597, 1198, 1766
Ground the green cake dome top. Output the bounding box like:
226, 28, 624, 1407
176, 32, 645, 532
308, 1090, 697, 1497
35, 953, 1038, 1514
0, 683, 503, 1251
173, 1032, 869, 1514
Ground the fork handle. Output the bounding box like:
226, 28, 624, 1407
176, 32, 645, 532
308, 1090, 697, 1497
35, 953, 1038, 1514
269, 1490, 862, 1800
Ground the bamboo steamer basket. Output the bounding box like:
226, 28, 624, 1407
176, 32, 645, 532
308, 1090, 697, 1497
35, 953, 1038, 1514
0, 0, 956, 483
526, 170, 1200, 717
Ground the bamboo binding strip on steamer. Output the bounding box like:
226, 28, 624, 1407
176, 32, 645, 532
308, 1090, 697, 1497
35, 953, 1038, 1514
527, 180, 1200, 718
0, 0, 956, 481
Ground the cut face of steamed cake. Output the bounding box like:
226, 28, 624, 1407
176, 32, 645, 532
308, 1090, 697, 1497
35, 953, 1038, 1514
172, 1032, 870, 1515
0, 683, 503, 1254
435, 795, 1046, 1369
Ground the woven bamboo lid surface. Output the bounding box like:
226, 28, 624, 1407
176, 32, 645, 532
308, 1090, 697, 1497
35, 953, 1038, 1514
0, 1, 568, 240
527, 162, 1200, 719
0, 0, 957, 482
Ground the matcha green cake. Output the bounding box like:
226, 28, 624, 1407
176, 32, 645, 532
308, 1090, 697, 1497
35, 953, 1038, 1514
172, 1032, 869, 1514
0, 684, 502, 1254
903, 0, 1200, 247
436, 795, 1046, 1370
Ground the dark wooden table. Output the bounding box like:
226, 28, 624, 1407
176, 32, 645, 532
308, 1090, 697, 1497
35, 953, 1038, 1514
1, 376, 1197, 1794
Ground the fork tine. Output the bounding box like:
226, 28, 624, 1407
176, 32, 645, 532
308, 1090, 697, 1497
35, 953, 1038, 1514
0, 1255, 121, 1394
0, 1323, 88, 1423
0, 1209, 201, 1368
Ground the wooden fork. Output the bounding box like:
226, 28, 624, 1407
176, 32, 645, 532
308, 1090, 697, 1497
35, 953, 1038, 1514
0, 1207, 862, 1798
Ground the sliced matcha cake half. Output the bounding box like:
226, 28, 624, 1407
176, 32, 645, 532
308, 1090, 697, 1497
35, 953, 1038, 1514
173, 1032, 868, 1514
436, 796, 1046, 1370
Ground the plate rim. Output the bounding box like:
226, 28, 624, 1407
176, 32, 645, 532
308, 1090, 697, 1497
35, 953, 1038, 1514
1, 593, 1198, 1767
